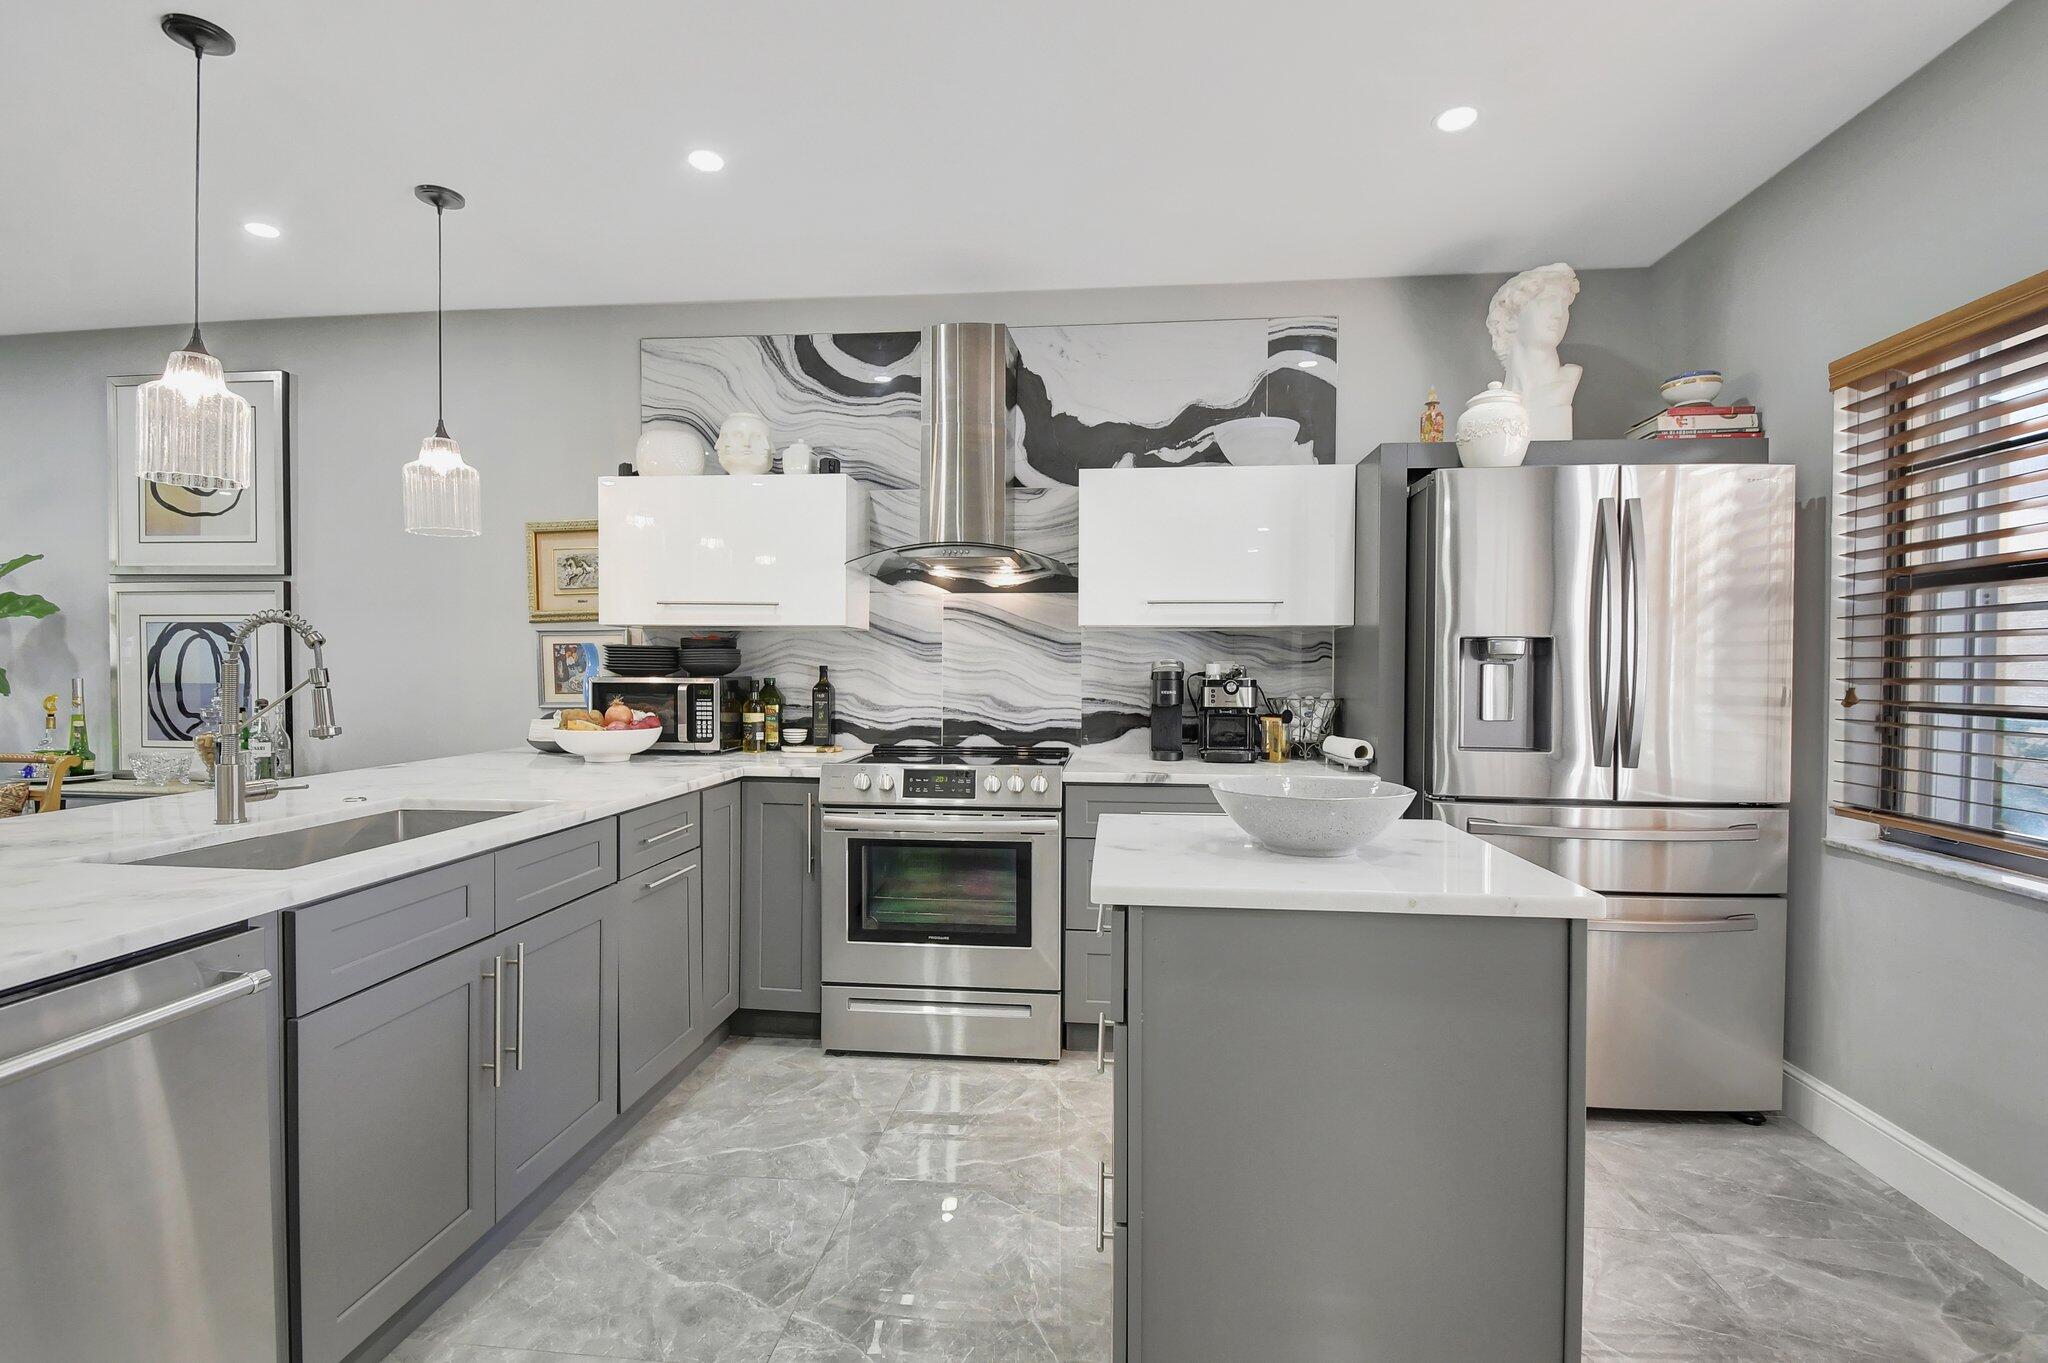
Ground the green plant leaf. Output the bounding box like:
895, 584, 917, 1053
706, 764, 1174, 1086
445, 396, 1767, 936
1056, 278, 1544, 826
0, 552, 42, 581
0, 592, 59, 621
0, 663, 10, 697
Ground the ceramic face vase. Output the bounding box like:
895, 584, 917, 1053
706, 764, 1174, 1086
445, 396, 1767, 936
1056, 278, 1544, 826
715, 412, 774, 475
1455, 382, 1532, 468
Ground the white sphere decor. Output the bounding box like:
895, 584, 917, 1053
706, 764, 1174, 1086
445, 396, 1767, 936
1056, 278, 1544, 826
635, 424, 708, 476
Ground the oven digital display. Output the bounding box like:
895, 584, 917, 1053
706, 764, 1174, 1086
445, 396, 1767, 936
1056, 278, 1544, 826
904, 769, 978, 800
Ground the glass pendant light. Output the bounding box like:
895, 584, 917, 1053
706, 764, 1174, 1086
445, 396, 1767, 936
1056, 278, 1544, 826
139, 14, 253, 492
402, 185, 481, 537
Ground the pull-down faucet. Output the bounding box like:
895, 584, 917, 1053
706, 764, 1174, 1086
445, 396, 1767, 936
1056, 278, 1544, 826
215, 609, 342, 825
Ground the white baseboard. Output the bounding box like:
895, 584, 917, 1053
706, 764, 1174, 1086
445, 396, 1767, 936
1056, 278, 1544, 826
1784, 1063, 2048, 1287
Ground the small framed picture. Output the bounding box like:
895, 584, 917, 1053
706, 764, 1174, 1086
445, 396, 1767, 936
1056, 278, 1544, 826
108, 371, 291, 575
109, 579, 290, 757
526, 520, 600, 621
536, 626, 626, 709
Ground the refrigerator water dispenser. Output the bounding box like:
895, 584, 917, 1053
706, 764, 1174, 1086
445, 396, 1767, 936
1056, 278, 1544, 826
1459, 636, 1551, 751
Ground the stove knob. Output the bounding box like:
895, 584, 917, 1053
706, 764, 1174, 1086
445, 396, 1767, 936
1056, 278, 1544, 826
1007, 774, 1025, 793
880, 772, 897, 792
1030, 774, 1049, 795
853, 771, 871, 791
984, 775, 1002, 794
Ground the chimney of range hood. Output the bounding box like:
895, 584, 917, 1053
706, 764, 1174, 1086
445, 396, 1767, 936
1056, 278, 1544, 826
849, 322, 1078, 592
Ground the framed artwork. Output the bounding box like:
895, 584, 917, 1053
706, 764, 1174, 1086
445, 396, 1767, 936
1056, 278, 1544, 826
108, 371, 291, 575
535, 626, 626, 709
526, 520, 599, 621
109, 580, 289, 758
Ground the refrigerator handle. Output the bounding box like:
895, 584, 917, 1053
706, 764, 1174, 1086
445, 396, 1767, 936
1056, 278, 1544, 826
1591, 497, 1621, 766
1618, 496, 1646, 769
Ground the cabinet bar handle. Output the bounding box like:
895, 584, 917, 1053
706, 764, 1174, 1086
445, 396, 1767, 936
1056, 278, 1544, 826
1096, 1014, 1115, 1073
1589, 914, 1759, 935
1095, 902, 1108, 934
806, 793, 815, 874
1144, 597, 1282, 606
0, 969, 270, 1090
641, 862, 698, 895
655, 599, 781, 608
1467, 818, 1760, 843
511, 940, 526, 1072
1096, 1162, 1116, 1251
642, 822, 694, 845
482, 954, 503, 1089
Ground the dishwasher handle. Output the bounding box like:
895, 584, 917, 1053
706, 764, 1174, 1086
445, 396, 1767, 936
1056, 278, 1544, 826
1588, 914, 1759, 935
1467, 818, 1759, 843
0, 968, 273, 1090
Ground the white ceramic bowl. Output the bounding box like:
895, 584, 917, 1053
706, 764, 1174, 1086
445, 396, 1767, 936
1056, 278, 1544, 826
1660, 370, 1724, 407
1212, 774, 1416, 857
554, 727, 662, 763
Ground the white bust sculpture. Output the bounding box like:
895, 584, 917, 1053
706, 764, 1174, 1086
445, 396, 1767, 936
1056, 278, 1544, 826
715, 412, 774, 475
1486, 263, 1581, 441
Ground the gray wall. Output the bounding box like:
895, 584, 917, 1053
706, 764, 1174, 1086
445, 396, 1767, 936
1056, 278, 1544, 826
0, 270, 1657, 768
1648, 0, 2048, 1209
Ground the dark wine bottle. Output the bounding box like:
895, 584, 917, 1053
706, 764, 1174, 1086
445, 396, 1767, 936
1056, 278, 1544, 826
811, 666, 835, 747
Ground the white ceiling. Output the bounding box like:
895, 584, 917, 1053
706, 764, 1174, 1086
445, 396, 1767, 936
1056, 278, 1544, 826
3, 0, 2007, 336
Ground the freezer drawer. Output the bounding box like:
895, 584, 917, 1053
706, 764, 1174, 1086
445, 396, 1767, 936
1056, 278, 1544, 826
1432, 800, 1788, 895
1586, 896, 1786, 1113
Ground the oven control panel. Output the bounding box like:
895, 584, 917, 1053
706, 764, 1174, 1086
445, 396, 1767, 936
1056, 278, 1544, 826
904, 769, 978, 801
822, 763, 1063, 809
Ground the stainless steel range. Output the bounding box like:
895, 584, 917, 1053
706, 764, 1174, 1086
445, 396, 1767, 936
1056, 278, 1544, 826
819, 744, 1069, 1060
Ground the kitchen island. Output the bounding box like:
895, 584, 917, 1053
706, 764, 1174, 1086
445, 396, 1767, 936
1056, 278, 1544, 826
1091, 813, 1606, 1363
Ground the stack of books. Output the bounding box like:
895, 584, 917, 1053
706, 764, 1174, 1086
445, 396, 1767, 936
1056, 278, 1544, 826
1627, 403, 1763, 440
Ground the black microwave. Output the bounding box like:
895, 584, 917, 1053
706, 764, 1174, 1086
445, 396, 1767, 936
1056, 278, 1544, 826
587, 675, 750, 752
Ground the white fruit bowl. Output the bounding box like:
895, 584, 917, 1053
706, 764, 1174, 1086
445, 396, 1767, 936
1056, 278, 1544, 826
1212, 774, 1416, 857
554, 727, 662, 763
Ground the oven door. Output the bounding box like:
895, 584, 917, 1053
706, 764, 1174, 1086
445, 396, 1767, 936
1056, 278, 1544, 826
821, 811, 1062, 992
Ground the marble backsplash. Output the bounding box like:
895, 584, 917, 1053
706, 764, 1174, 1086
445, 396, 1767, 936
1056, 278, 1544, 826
640, 317, 1339, 746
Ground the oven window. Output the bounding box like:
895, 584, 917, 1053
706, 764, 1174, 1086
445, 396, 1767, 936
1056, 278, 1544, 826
848, 839, 1032, 947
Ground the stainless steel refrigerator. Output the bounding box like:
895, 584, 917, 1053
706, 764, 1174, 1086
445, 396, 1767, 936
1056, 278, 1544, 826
1407, 463, 1795, 1113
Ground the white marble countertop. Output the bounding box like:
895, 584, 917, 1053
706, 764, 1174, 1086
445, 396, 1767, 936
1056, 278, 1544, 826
1090, 814, 1608, 919
1063, 750, 1383, 786
0, 748, 830, 996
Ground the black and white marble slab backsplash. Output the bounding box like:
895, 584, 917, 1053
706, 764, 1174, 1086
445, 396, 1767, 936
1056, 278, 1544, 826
641, 316, 1339, 746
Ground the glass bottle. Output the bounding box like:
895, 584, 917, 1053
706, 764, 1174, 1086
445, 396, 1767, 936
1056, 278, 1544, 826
759, 676, 783, 751
247, 699, 276, 781
66, 677, 95, 777
742, 682, 766, 754
811, 666, 835, 748
26, 694, 61, 779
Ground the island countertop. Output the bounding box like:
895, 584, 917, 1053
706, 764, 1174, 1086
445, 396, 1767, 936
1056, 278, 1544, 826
1091, 813, 1608, 919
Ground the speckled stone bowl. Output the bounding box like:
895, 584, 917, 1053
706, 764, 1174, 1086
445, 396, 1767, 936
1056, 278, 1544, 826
1212, 774, 1416, 857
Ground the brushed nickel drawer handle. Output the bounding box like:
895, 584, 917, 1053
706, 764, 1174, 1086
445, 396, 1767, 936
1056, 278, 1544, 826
1144, 597, 1281, 606
640, 862, 698, 895
1096, 1014, 1115, 1072
510, 940, 526, 1072
641, 822, 694, 845
1095, 901, 1108, 934
655, 599, 781, 607
482, 954, 503, 1089
1096, 1162, 1115, 1251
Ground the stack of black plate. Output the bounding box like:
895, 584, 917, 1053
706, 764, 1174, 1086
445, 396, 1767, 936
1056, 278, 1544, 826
678, 634, 742, 677
603, 644, 680, 676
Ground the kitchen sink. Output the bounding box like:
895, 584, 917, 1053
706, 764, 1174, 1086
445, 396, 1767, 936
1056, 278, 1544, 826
128, 807, 520, 871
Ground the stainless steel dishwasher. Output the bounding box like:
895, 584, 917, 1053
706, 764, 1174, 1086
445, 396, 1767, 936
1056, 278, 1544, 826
0, 926, 284, 1362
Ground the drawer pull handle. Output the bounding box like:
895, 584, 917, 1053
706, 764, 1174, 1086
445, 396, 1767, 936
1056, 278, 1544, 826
1589, 914, 1759, 934
1096, 1014, 1115, 1072
1096, 1161, 1116, 1251
640, 862, 698, 895
642, 822, 694, 845
482, 954, 503, 1089
1095, 901, 1108, 934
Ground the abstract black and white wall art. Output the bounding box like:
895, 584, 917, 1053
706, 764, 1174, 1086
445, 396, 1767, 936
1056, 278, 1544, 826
108, 371, 291, 575
109, 580, 288, 757
641, 317, 1339, 746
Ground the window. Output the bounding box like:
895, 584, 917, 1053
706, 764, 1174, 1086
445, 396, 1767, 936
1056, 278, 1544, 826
1831, 268, 2048, 870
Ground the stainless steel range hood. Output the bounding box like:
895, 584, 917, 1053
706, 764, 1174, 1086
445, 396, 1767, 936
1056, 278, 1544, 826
850, 322, 1078, 592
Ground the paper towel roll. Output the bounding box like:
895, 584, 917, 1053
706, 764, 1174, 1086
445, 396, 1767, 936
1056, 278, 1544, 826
1321, 735, 1376, 768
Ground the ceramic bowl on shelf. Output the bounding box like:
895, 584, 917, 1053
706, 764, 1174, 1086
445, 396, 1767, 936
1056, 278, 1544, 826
1660, 370, 1725, 407
553, 727, 662, 763
1211, 774, 1415, 857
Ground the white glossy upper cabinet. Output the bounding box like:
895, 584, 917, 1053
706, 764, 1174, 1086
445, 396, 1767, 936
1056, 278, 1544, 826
1078, 464, 1355, 628
598, 474, 870, 628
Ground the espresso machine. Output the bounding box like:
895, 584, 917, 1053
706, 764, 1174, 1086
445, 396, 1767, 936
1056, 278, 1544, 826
1195, 662, 1262, 762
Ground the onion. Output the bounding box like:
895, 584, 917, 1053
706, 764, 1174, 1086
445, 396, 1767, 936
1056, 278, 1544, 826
604, 698, 634, 726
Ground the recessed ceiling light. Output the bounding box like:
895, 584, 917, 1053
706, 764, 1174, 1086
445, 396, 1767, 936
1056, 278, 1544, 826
686, 149, 725, 173
1296, 358, 1318, 368
1434, 106, 1479, 133
243, 220, 280, 239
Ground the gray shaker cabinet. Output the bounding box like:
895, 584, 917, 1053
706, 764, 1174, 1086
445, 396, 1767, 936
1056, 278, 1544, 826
491, 891, 617, 1212
614, 855, 703, 1110
292, 939, 497, 1363
700, 781, 743, 1029
740, 781, 822, 1012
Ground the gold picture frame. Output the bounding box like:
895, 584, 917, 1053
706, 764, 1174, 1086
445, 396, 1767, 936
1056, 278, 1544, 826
525, 519, 599, 622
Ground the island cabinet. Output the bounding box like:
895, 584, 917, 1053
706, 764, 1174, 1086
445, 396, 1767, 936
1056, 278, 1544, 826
614, 785, 740, 1109
739, 781, 822, 1013
1107, 903, 1586, 1363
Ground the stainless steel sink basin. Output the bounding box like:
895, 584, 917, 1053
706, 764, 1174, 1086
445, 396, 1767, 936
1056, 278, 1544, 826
129, 807, 519, 871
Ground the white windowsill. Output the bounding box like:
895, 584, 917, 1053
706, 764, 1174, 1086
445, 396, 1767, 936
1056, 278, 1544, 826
1824, 832, 2048, 908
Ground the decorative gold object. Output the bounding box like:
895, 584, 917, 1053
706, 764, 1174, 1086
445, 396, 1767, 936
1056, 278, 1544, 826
525, 520, 600, 621
1420, 387, 1446, 443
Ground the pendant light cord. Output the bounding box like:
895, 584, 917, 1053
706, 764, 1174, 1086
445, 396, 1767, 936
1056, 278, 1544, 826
190, 46, 204, 346
436, 204, 445, 431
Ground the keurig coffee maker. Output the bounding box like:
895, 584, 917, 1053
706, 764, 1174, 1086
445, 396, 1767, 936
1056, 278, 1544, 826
1149, 661, 1186, 760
